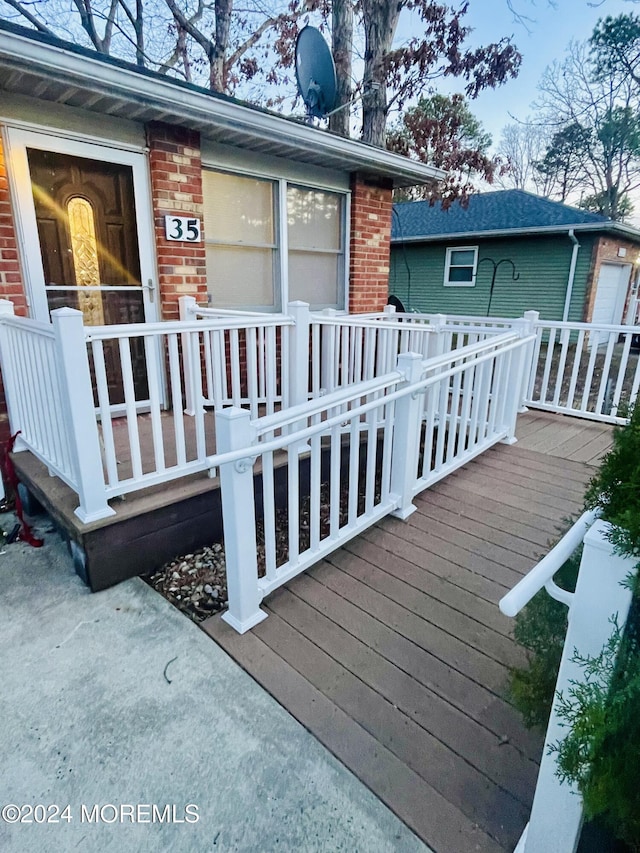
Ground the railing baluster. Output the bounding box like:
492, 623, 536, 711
566, 329, 585, 411
348, 411, 360, 524
262, 450, 277, 580
329, 423, 341, 537
92, 339, 119, 487
202, 329, 214, 403
211, 329, 225, 410
610, 333, 633, 418
552, 328, 570, 407
230, 328, 241, 406
266, 325, 276, 415
310, 431, 321, 550
144, 335, 166, 474
119, 336, 143, 480
246, 326, 259, 418
446, 367, 463, 462
287, 446, 300, 567
595, 331, 617, 415
167, 333, 187, 468
311, 323, 321, 397
580, 333, 600, 412
421, 382, 437, 480
539, 327, 556, 403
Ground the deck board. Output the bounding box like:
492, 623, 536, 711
203, 411, 614, 853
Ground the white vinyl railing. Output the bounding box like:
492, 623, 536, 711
399, 309, 640, 425
0, 302, 114, 522
525, 317, 640, 424
179, 296, 296, 417
500, 516, 635, 853
0, 300, 311, 520
308, 306, 516, 397
216, 327, 533, 633
3, 295, 631, 527
0, 309, 76, 488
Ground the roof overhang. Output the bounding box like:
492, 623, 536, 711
391, 221, 640, 243
0, 23, 445, 190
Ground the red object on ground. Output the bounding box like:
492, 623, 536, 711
0, 431, 44, 547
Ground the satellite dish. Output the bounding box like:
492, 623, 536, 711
295, 26, 337, 119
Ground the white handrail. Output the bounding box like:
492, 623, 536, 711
499, 508, 601, 618
535, 318, 640, 334
191, 305, 277, 318
83, 315, 294, 340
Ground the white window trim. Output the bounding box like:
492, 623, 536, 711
444, 245, 478, 287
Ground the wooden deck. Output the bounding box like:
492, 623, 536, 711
203, 410, 614, 853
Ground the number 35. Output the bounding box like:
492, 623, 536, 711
165, 216, 200, 242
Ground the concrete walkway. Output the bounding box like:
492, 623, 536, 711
0, 512, 429, 853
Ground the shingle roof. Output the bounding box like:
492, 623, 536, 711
392, 189, 623, 241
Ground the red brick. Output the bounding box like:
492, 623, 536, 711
147, 123, 207, 319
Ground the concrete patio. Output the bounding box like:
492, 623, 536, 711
0, 513, 429, 853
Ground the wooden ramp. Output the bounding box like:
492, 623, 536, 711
203, 411, 613, 853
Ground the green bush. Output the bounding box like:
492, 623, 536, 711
584, 404, 640, 559
552, 608, 640, 852
510, 405, 640, 851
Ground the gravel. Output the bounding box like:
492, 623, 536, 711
143, 481, 357, 624
144, 543, 228, 623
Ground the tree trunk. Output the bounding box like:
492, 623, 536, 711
210, 0, 233, 91
361, 0, 402, 147
135, 0, 144, 67
329, 0, 353, 137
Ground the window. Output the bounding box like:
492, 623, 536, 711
287, 186, 345, 309
444, 246, 478, 286
203, 169, 346, 311
202, 171, 279, 309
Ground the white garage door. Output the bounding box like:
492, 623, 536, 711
592, 262, 631, 326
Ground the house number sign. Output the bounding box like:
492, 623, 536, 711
164, 215, 202, 242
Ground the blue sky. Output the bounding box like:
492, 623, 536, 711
394, 0, 636, 146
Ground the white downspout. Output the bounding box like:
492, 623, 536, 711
562, 229, 580, 321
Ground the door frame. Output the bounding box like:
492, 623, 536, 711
3, 125, 159, 325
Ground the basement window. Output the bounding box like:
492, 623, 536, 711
444, 246, 478, 286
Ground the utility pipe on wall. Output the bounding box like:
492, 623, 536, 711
562, 228, 580, 321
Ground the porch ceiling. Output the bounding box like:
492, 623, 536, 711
0, 22, 445, 190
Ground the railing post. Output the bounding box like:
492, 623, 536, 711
0, 301, 15, 500
521, 310, 540, 411
427, 313, 447, 360
521, 520, 635, 853
0, 299, 25, 454
320, 308, 338, 393
216, 406, 267, 634
390, 352, 424, 520
179, 295, 198, 321
51, 308, 115, 522
179, 295, 201, 416
500, 323, 532, 445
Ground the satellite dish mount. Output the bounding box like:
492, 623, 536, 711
295, 26, 337, 120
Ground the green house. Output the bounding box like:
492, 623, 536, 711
390, 189, 640, 324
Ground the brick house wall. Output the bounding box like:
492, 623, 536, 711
584, 235, 640, 322
349, 175, 393, 314
0, 134, 26, 316
146, 123, 208, 320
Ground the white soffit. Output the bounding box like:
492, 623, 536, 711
0, 25, 445, 189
